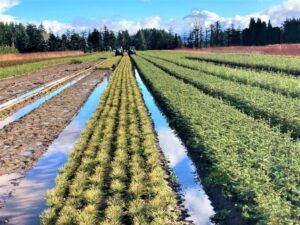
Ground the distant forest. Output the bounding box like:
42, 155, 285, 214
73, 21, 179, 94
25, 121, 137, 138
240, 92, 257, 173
184, 18, 300, 48
0, 17, 299, 53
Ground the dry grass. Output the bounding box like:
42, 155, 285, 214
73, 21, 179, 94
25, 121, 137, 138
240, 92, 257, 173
171, 44, 300, 56
0, 51, 84, 67
0, 51, 83, 61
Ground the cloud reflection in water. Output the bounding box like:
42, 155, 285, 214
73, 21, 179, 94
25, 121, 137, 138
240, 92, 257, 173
135, 69, 215, 225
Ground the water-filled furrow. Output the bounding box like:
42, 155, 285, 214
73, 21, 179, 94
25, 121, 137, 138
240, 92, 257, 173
134, 69, 215, 225
0, 74, 87, 129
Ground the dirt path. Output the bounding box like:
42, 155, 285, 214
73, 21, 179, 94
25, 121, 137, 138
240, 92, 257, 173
0, 61, 97, 105
0, 69, 109, 176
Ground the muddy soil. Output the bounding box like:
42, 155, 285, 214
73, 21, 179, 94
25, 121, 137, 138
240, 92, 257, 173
0, 61, 97, 105
0, 69, 109, 176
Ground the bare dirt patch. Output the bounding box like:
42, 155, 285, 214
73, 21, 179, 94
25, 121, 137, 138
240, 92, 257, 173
0, 69, 109, 176
0, 61, 97, 105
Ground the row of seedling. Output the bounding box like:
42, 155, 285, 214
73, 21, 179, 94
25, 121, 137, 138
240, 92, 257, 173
141, 51, 300, 98
186, 52, 300, 76
139, 53, 300, 139
41, 55, 181, 225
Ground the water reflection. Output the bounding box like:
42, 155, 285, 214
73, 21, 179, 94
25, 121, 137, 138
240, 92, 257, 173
0, 75, 82, 110
158, 128, 186, 167
0, 79, 108, 225
0, 75, 87, 129
134, 69, 215, 225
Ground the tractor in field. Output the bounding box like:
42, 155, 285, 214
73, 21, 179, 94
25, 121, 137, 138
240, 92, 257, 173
115, 47, 124, 56
128, 46, 136, 55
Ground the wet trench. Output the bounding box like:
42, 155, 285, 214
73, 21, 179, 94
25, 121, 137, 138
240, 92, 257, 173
134, 69, 215, 225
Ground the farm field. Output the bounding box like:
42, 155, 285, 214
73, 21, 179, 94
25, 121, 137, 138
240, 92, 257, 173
0, 52, 113, 80
185, 52, 300, 76
0, 69, 109, 176
0, 50, 299, 225
132, 51, 300, 224
2, 0, 300, 224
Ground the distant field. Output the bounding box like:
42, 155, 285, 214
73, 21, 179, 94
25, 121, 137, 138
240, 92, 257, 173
0, 51, 84, 67
173, 44, 300, 56
0, 52, 113, 80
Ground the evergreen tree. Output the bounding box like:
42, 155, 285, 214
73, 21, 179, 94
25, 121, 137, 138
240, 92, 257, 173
48, 33, 61, 51
61, 34, 68, 51
283, 18, 300, 43
88, 29, 102, 51
14, 23, 29, 52
136, 31, 147, 50
103, 26, 111, 50
26, 24, 45, 52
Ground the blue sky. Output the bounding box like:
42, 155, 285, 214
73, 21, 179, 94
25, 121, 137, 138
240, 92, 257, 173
8, 0, 284, 23
1, 0, 299, 34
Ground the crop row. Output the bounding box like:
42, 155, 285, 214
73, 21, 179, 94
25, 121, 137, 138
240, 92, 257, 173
41, 55, 181, 225
132, 55, 300, 225
139, 54, 300, 139
0, 52, 113, 79
141, 51, 300, 98
97, 56, 122, 70
186, 53, 300, 76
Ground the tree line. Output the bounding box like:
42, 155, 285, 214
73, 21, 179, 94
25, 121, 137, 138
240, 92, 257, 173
1, 17, 300, 53
0, 22, 181, 53
184, 18, 300, 48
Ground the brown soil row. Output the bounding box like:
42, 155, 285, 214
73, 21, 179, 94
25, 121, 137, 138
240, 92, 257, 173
0, 61, 97, 105
0, 69, 109, 176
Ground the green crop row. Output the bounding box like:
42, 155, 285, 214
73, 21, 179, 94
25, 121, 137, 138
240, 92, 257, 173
132, 55, 300, 225
186, 53, 300, 76
41, 56, 181, 225
141, 51, 300, 98
0, 52, 113, 80
139, 54, 300, 139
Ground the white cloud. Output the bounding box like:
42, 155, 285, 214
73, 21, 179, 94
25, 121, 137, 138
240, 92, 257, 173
182, 0, 300, 32
157, 127, 186, 167
38, 16, 163, 35
184, 186, 214, 225
1, 0, 300, 35
0, 0, 20, 22
41, 20, 75, 34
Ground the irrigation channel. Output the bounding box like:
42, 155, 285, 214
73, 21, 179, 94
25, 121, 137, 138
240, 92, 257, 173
0, 74, 87, 129
0, 77, 109, 225
134, 69, 215, 225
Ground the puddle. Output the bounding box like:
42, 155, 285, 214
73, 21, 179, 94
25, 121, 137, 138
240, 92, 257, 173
0, 173, 24, 209
0, 78, 108, 225
134, 69, 215, 225
0, 74, 89, 129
